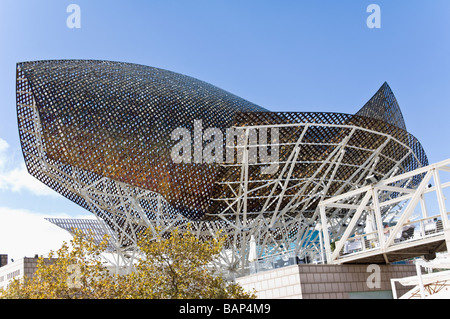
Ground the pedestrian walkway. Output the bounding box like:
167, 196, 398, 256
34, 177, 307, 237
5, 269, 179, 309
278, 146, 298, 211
319, 158, 450, 265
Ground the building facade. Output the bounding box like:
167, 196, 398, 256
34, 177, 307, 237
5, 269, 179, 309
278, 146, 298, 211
237, 263, 417, 299
0, 256, 46, 290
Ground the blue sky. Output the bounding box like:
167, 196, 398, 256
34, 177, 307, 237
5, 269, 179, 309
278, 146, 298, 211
0, 0, 449, 259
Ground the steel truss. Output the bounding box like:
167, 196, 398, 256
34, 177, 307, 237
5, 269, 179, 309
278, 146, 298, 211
208, 121, 427, 274
319, 158, 450, 265
19, 96, 428, 275
391, 257, 450, 299
16, 61, 429, 277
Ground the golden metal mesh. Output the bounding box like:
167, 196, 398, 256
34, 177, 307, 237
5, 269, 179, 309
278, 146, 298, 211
16, 60, 428, 246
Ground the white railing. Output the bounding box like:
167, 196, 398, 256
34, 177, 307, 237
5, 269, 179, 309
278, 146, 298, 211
248, 248, 322, 275
338, 213, 447, 258
319, 158, 450, 264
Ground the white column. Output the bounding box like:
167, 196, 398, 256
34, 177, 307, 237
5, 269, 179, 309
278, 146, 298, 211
319, 205, 332, 264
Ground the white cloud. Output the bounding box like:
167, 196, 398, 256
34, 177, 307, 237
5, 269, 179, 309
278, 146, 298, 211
0, 138, 96, 262
0, 137, 59, 197
0, 206, 76, 261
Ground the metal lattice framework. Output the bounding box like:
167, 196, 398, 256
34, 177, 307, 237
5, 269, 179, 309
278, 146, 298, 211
16, 60, 428, 274
319, 158, 450, 265
45, 217, 118, 251
46, 217, 137, 273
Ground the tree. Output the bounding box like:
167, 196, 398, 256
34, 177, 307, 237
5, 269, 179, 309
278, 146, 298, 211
0, 229, 122, 299
0, 227, 255, 299
125, 227, 254, 299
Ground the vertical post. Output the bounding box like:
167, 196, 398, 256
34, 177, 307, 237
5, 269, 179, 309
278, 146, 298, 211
433, 169, 450, 256
319, 228, 325, 264
420, 195, 428, 218
390, 279, 398, 299
372, 187, 385, 249
240, 128, 250, 270
419, 195, 428, 239
433, 169, 448, 229
416, 262, 426, 299
243, 128, 249, 227
316, 223, 325, 264
319, 205, 332, 264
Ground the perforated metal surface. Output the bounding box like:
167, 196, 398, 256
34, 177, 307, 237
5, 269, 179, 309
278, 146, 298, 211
17, 60, 266, 221
46, 217, 118, 251
356, 81, 407, 131
210, 111, 427, 221
16, 60, 429, 269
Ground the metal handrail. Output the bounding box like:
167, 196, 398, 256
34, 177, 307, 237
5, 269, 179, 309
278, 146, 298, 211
248, 248, 323, 275
335, 212, 449, 260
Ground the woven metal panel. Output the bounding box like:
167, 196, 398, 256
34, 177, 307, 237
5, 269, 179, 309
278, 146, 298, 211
17, 60, 266, 221
46, 218, 117, 251
17, 60, 428, 238
209, 111, 428, 220
356, 81, 407, 130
